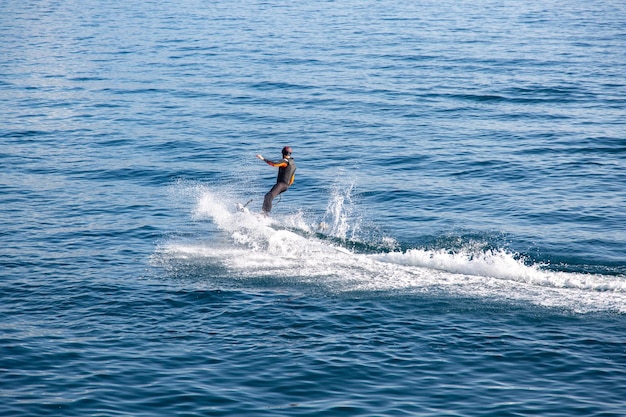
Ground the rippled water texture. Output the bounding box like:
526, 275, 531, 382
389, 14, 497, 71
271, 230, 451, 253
1, 0, 625, 416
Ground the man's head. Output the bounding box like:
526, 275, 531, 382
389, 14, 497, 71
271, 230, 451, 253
282, 146, 292, 156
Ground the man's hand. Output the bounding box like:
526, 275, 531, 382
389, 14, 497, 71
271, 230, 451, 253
256, 154, 265, 161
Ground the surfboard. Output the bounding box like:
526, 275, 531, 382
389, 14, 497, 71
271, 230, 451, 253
236, 199, 254, 214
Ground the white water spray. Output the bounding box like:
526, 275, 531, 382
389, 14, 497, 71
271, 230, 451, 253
153, 184, 626, 314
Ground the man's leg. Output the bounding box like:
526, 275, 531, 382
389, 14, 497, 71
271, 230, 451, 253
262, 182, 288, 214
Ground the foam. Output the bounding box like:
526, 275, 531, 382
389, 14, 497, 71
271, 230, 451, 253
372, 249, 626, 293
154, 185, 626, 314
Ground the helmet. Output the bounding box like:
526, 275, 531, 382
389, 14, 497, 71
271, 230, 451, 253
282, 146, 292, 156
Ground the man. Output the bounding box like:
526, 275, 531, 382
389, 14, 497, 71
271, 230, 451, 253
256, 146, 296, 215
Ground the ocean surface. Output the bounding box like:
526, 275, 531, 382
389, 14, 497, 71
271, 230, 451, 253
1, 0, 625, 415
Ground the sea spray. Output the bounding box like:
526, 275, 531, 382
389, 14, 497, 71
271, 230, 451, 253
371, 248, 626, 293
320, 182, 363, 241
153, 184, 626, 312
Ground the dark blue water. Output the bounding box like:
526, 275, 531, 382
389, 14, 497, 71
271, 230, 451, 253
2, 0, 626, 415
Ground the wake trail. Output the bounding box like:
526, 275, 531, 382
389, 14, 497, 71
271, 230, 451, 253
153, 183, 626, 314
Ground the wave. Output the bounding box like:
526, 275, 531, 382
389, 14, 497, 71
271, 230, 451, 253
372, 249, 626, 293
153, 183, 626, 314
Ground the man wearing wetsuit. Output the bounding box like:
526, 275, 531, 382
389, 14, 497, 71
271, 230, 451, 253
256, 146, 296, 215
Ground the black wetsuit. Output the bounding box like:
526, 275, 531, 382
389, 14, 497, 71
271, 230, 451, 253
262, 157, 296, 214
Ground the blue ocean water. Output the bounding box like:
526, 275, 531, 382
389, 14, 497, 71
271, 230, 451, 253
1, 0, 626, 415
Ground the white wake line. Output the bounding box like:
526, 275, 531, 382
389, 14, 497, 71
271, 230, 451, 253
194, 191, 626, 293
156, 241, 626, 313
206, 223, 626, 295
164, 189, 626, 313
371, 249, 626, 293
